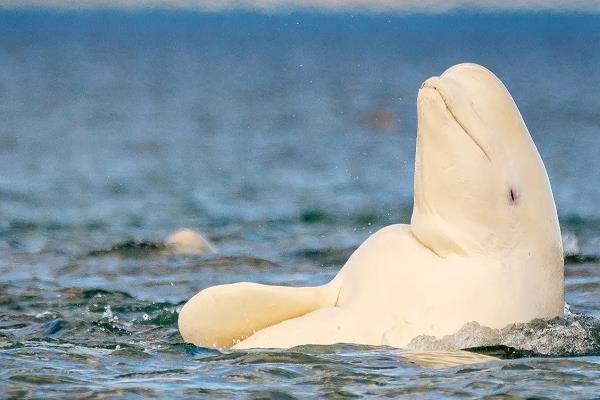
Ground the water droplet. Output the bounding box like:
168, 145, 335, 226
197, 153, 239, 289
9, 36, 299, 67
102, 305, 113, 319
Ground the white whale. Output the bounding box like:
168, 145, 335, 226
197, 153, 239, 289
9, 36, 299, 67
165, 229, 216, 255
178, 63, 564, 349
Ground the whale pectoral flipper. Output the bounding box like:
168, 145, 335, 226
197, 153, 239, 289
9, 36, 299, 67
178, 282, 340, 348
231, 306, 368, 349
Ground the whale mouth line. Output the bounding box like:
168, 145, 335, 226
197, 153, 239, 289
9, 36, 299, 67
422, 83, 492, 162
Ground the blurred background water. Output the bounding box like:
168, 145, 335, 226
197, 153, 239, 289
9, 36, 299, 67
0, 9, 599, 398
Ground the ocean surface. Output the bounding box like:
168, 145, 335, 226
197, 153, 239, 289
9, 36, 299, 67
1, 10, 599, 398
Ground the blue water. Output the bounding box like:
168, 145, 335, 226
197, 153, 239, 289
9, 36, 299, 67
0, 10, 599, 398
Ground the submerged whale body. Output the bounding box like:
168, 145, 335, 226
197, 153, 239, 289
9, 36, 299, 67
178, 63, 564, 349
165, 229, 216, 255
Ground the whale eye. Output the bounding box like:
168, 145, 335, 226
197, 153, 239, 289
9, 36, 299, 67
508, 187, 519, 205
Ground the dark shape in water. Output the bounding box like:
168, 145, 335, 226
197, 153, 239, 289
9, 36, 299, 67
465, 345, 540, 360
564, 253, 600, 264
88, 239, 163, 258
43, 319, 62, 335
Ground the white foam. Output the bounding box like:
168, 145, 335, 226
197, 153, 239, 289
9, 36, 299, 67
562, 231, 580, 256
407, 309, 599, 356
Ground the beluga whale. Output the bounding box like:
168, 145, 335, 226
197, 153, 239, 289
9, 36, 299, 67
178, 63, 564, 349
165, 228, 217, 255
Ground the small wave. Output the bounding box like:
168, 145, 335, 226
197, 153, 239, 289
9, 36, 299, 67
293, 247, 354, 266
565, 253, 600, 264
298, 207, 411, 227
87, 239, 164, 257
407, 309, 600, 357
198, 256, 281, 269
561, 224, 600, 263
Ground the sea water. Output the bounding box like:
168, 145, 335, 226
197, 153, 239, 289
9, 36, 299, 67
0, 11, 599, 398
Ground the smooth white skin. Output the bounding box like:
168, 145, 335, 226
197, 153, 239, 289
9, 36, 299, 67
178, 63, 564, 350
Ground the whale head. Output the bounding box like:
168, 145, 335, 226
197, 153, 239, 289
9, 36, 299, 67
411, 63, 562, 261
